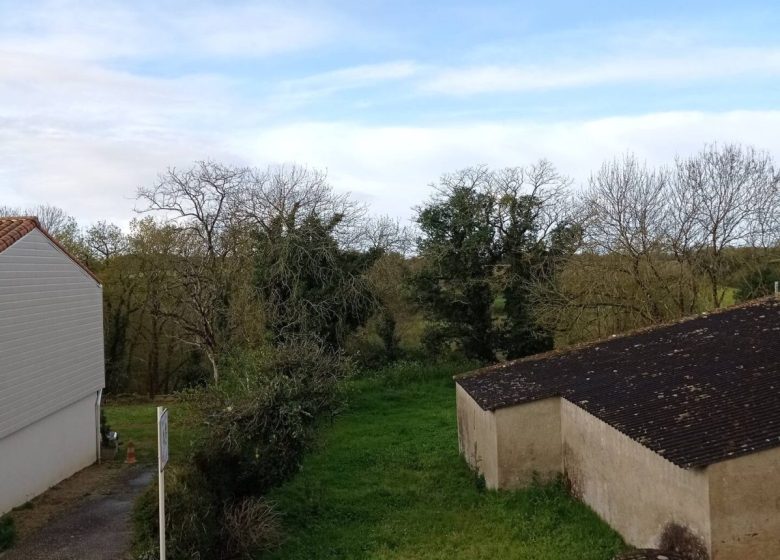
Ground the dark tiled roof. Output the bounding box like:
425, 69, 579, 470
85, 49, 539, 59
0, 216, 101, 284
456, 298, 780, 468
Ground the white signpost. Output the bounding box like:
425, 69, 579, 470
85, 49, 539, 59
157, 407, 169, 560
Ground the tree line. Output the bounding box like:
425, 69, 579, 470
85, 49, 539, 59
3, 142, 779, 395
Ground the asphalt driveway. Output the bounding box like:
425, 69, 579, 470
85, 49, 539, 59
1, 466, 153, 560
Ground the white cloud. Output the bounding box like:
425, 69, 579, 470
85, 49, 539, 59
3, 4, 780, 229
4, 57, 780, 227
0, 123, 242, 229
0, 0, 338, 61
239, 111, 780, 221
280, 61, 422, 95
0, 52, 236, 129
260, 60, 423, 113
421, 47, 780, 95
0, 52, 246, 226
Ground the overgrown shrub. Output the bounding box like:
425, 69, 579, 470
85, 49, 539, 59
189, 341, 350, 501
0, 515, 15, 551
346, 327, 393, 370
134, 340, 349, 559
222, 497, 281, 558
345, 308, 404, 369
133, 465, 220, 559
659, 522, 709, 560
734, 262, 780, 302
367, 359, 479, 388
376, 309, 400, 362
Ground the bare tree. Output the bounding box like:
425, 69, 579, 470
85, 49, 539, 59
494, 159, 575, 243
0, 203, 82, 252
84, 221, 128, 262
675, 143, 780, 306
136, 161, 374, 381
237, 164, 365, 246
580, 154, 674, 321
137, 160, 247, 258
137, 161, 251, 383
360, 215, 414, 255
237, 165, 377, 350
552, 143, 780, 345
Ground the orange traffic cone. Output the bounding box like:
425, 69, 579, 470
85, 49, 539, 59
125, 441, 137, 464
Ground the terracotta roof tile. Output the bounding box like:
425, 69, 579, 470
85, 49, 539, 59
0, 217, 37, 253
0, 216, 101, 284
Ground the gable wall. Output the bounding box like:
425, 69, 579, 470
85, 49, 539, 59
561, 398, 711, 551
0, 228, 104, 439
494, 397, 561, 488
456, 386, 562, 489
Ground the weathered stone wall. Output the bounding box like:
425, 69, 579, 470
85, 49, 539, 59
707, 446, 780, 560
560, 399, 711, 551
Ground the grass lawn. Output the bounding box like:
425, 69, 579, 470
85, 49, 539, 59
103, 400, 194, 464
103, 364, 625, 559
266, 362, 625, 560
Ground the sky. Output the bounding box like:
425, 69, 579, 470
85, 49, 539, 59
2, 0, 780, 226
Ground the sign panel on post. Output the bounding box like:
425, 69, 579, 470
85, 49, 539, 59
159, 408, 169, 472
157, 407, 169, 560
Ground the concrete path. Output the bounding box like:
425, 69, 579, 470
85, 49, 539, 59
2, 467, 153, 560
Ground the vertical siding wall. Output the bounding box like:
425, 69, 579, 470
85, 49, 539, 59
561, 399, 711, 551
707, 446, 780, 560
0, 228, 104, 440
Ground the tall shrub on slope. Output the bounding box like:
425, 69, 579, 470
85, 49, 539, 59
134, 341, 350, 559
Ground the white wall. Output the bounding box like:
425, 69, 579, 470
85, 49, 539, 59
0, 393, 98, 514
0, 227, 104, 512
0, 228, 104, 439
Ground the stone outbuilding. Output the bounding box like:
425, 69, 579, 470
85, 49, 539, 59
456, 298, 780, 560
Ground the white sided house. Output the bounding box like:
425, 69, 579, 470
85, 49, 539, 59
0, 217, 104, 515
